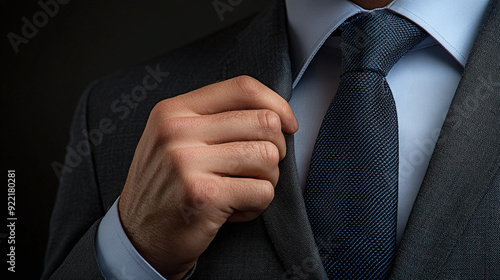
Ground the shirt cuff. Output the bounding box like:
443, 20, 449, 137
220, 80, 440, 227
96, 197, 167, 280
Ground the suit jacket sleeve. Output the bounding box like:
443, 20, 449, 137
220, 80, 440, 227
42, 82, 106, 279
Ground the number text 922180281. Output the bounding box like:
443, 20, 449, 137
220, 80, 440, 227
7, 170, 16, 273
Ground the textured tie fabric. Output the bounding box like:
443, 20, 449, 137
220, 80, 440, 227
303, 12, 427, 279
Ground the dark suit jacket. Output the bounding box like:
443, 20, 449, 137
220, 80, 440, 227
43, 0, 500, 279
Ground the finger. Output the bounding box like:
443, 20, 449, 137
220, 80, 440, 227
196, 141, 281, 185
175, 76, 298, 134
216, 176, 275, 222
163, 109, 287, 159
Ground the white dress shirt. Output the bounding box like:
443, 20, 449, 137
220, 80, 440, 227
286, 0, 488, 244
96, 1, 490, 279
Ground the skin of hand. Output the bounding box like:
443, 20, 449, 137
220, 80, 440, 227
118, 76, 299, 279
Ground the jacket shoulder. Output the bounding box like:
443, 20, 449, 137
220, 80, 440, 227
79, 14, 257, 207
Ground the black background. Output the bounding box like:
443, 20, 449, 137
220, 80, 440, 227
1, 0, 268, 278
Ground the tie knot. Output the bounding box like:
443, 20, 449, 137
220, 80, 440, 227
341, 11, 427, 76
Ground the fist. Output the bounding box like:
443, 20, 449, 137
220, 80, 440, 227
118, 76, 298, 278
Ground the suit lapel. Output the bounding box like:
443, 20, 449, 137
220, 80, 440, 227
224, 0, 327, 278
390, 1, 500, 278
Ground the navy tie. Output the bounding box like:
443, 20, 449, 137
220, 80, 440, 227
303, 12, 427, 279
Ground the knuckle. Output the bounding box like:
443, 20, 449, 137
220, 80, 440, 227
158, 118, 189, 136
167, 147, 192, 170
257, 110, 281, 134
232, 75, 261, 96
150, 101, 165, 119
270, 166, 280, 186
183, 178, 217, 208
256, 142, 280, 166
256, 180, 275, 207
151, 99, 175, 119
154, 118, 192, 144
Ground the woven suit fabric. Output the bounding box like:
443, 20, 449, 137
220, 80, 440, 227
303, 12, 427, 279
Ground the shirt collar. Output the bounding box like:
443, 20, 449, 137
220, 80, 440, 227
285, 0, 491, 88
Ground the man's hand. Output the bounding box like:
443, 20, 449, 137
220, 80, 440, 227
118, 76, 298, 279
